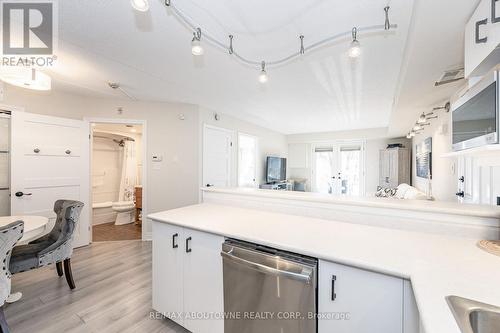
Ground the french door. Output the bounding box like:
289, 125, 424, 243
312, 142, 365, 196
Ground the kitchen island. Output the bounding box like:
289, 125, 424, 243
149, 203, 500, 333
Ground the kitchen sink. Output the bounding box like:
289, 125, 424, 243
447, 296, 500, 333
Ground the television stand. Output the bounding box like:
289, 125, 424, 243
259, 182, 290, 191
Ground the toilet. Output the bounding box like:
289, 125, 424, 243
112, 201, 136, 225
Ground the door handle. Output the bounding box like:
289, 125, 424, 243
331, 275, 337, 301
456, 191, 465, 198
15, 191, 32, 197
185, 237, 192, 253
65, 149, 71, 155
206, 184, 214, 187
33, 148, 40, 153
172, 233, 179, 249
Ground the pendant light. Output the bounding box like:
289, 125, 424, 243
191, 28, 204, 56
131, 0, 149, 12
258, 61, 268, 83
0, 67, 51, 91
348, 27, 361, 58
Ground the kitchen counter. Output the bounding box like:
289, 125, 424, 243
202, 187, 500, 218
149, 203, 500, 333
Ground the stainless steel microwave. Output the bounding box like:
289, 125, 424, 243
451, 69, 499, 151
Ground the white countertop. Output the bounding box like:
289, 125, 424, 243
149, 203, 500, 333
202, 187, 500, 219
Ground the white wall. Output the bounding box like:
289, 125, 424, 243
411, 107, 457, 201
92, 136, 122, 204
2, 85, 200, 239
286, 128, 411, 194
200, 108, 288, 186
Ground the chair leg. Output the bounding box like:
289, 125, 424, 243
56, 262, 63, 277
63, 259, 76, 290
0, 306, 10, 333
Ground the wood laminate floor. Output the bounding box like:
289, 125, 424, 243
5, 240, 188, 333
92, 222, 142, 242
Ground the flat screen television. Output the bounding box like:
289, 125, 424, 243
266, 156, 286, 183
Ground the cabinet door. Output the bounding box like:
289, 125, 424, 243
152, 221, 184, 326
183, 228, 225, 333
318, 260, 403, 333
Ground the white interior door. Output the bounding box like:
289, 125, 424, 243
203, 125, 232, 188
238, 133, 257, 188
10, 111, 90, 248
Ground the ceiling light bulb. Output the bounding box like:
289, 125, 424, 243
131, 0, 149, 12
406, 133, 412, 139
410, 131, 416, 138
417, 113, 427, 124
258, 61, 268, 83
348, 40, 361, 58
191, 39, 204, 55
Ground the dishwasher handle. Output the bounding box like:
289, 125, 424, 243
221, 250, 313, 284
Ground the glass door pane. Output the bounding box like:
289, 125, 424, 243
339, 145, 361, 196
238, 134, 257, 188
313, 148, 334, 194
0, 115, 10, 216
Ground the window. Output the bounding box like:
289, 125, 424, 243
313, 147, 334, 194
339, 145, 362, 196
238, 133, 257, 188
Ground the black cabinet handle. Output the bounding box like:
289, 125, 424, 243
172, 233, 178, 249
459, 176, 465, 183
456, 191, 465, 198
185, 237, 192, 253
331, 275, 337, 301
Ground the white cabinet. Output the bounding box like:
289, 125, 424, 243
152, 222, 184, 326
152, 221, 225, 333
318, 260, 404, 333
465, 0, 500, 78
183, 228, 225, 333
379, 148, 410, 188
288, 143, 309, 168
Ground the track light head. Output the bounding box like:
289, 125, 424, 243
191, 28, 204, 56
258, 61, 268, 83
348, 28, 361, 58
131, 0, 149, 12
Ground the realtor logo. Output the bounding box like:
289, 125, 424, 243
1, 0, 57, 67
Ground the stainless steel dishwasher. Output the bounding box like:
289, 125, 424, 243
221, 239, 317, 333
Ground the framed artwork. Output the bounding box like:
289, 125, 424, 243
416, 137, 432, 179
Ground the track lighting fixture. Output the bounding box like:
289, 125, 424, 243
164, 3, 396, 71
348, 27, 361, 58
384, 6, 391, 30
258, 61, 268, 83
413, 123, 423, 132
131, 0, 149, 12
228, 35, 234, 55
191, 28, 204, 56
299, 35, 305, 55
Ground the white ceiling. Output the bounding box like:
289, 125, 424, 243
42, 0, 479, 136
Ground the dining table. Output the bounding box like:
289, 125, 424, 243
0, 215, 49, 244
0, 215, 50, 303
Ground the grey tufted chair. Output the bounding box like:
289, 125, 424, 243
0, 220, 24, 333
9, 200, 84, 290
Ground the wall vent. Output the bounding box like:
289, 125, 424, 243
435, 68, 464, 86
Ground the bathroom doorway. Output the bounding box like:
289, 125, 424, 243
90, 121, 145, 242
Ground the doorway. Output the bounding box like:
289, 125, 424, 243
312, 141, 365, 196
90, 121, 146, 242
